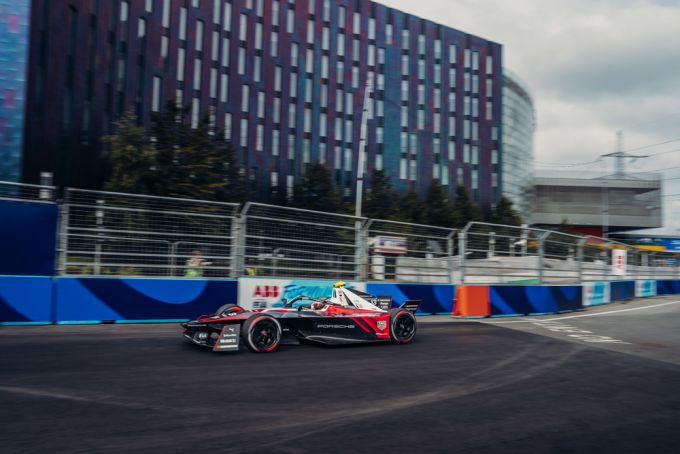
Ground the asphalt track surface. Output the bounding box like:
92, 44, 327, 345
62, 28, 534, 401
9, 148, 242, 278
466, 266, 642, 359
2, 297, 680, 453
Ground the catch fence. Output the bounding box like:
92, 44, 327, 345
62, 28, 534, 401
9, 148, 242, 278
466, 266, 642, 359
3, 182, 678, 283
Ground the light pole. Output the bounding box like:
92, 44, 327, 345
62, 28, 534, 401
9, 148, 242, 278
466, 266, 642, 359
354, 73, 374, 219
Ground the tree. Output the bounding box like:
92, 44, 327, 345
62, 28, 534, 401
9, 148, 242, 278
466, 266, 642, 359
292, 162, 342, 213
398, 187, 425, 224
424, 180, 456, 227
452, 185, 481, 228
103, 111, 156, 194
490, 195, 523, 226
363, 169, 399, 220
148, 101, 230, 200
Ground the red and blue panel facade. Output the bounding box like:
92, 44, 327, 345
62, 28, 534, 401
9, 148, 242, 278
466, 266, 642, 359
23, 0, 502, 207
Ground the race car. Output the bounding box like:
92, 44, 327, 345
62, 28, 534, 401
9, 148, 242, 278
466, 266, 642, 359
181, 281, 420, 353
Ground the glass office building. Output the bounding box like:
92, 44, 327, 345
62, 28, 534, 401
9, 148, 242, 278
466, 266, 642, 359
501, 68, 535, 218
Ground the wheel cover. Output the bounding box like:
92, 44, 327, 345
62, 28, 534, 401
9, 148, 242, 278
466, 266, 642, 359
252, 319, 279, 350
394, 314, 415, 340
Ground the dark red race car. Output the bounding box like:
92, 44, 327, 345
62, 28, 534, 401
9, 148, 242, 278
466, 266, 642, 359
181, 282, 420, 353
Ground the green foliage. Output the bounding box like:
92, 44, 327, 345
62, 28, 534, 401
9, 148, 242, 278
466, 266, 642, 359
363, 169, 399, 220
104, 103, 247, 203
103, 112, 156, 194
292, 162, 342, 213
399, 187, 425, 224
424, 180, 456, 227
453, 185, 482, 228
490, 195, 523, 226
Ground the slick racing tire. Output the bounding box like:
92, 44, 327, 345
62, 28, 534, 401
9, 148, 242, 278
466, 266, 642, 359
389, 309, 417, 344
242, 315, 282, 353
215, 304, 243, 316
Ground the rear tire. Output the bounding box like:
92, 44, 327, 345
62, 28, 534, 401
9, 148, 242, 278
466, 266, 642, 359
389, 309, 417, 344
242, 315, 282, 352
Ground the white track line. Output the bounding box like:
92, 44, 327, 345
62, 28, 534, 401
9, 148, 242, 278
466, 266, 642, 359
481, 300, 680, 324
540, 300, 680, 321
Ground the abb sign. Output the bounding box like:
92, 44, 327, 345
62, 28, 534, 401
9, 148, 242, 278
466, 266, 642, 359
252, 285, 280, 298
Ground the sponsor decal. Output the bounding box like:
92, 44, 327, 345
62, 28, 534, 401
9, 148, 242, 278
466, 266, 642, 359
213, 325, 240, 352
316, 324, 356, 329
377, 320, 387, 331
253, 285, 280, 298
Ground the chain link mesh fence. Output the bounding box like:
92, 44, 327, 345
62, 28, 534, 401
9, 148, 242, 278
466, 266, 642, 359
61, 189, 239, 277
47, 185, 680, 282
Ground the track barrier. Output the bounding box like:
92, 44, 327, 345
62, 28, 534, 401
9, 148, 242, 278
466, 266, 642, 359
3, 277, 680, 324
453, 286, 490, 317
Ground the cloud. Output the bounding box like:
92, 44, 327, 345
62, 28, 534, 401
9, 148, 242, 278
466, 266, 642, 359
379, 0, 680, 227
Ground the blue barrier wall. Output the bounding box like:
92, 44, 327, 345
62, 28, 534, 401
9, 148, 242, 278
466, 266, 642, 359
657, 280, 680, 295
489, 285, 582, 316
366, 283, 454, 314
0, 200, 57, 276
610, 281, 635, 301
55, 277, 237, 322
0, 276, 52, 323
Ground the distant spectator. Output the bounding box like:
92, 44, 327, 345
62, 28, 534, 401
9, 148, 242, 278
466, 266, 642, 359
185, 249, 210, 277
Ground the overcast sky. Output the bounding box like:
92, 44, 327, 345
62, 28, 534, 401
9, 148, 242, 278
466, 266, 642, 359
380, 0, 680, 229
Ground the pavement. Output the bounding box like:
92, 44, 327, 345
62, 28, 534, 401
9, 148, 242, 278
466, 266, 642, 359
1, 297, 680, 453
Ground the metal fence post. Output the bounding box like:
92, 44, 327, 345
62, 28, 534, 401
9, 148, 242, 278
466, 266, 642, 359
458, 225, 469, 284
576, 238, 585, 284
57, 200, 70, 275
231, 214, 246, 278
538, 231, 549, 284
446, 231, 455, 284
358, 220, 370, 282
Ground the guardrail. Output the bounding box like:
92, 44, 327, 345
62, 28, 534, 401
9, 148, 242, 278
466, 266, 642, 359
0, 181, 55, 203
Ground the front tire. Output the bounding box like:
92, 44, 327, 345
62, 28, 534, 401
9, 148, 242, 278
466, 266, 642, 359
242, 315, 282, 352
389, 309, 417, 344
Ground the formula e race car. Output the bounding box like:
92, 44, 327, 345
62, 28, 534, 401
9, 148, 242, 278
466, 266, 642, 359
181, 282, 420, 353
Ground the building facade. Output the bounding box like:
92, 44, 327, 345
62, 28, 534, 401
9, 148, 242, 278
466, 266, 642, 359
532, 171, 662, 236
501, 68, 534, 220
0, 0, 31, 182
21, 0, 503, 206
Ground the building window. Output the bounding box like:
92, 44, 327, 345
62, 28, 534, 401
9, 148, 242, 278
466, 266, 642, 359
211, 31, 219, 61
196, 20, 204, 51
239, 14, 248, 41
307, 19, 315, 43
271, 31, 278, 57
179, 7, 187, 40
368, 18, 376, 40
306, 49, 314, 73
212, 0, 221, 24
210, 68, 217, 98
464, 48, 471, 67
257, 91, 265, 118
238, 48, 246, 74
448, 141, 455, 160
289, 72, 297, 97
152, 76, 161, 111
223, 1, 231, 31
486, 55, 493, 74
273, 97, 281, 123
255, 23, 263, 49
256, 125, 264, 151
242, 84, 249, 112
272, 129, 280, 155
254, 55, 261, 81
291, 42, 299, 66
220, 74, 229, 102
289, 104, 296, 128
191, 98, 200, 128
138, 17, 147, 38
338, 6, 345, 28
353, 12, 360, 34
224, 113, 232, 140
272, 0, 280, 26
177, 48, 186, 81
287, 9, 294, 33
193, 59, 202, 90
162, 0, 170, 27
240, 119, 248, 147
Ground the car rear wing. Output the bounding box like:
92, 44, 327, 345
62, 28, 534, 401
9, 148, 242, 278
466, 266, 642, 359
398, 300, 421, 313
